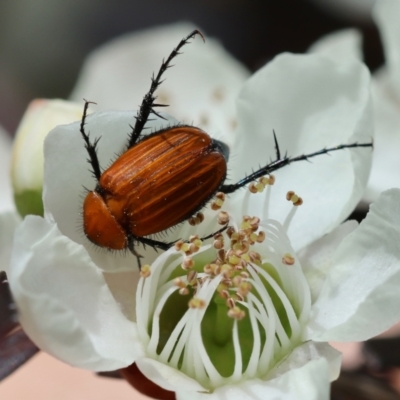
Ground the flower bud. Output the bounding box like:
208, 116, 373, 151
11, 99, 83, 217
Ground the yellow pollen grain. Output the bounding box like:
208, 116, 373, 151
228, 254, 240, 265
140, 264, 151, 278
182, 257, 195, 270
227, 306, 246, 320
249, 232, 258, 243
189, 297, 206, 309
232, 275, 242, 287
211, 202, 222, 211
180, 243, 190, 253
241, 253, 250, 263
174, 277, 187, 289
189, 243, 200, 254
238, 281, 252, 296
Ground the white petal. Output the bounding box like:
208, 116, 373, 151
308, 189, 400, 341
70, 23, 249, 146
136, 357, 207, 393
308, 29, 363, 61
11, 99, 83, 193
373, 0, 400, 95
43, 110, 177, 271
229, 53, 372, 251
175, 342, 340, 400
0, 125, 13, 212
8, 215, 142, 370
363, 71, 400, 202
298, 220, 358, 303
0, 211, 21, 273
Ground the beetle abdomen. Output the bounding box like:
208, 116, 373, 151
99, 126, 227, 237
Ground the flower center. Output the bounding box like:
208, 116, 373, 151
136, 214, 311, 390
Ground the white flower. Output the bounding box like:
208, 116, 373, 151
0, 125, 13, 213
4, 45, 382, 400
69, 23, 250, 139
1, 99, 83, 271
10, 98, 83, 217
309, 0, 400, 203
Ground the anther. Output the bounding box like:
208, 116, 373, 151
219, 289, 230, 299
238, 281, 252, 296
179, 287, 190, 295
257, 231, 266, 243
232, 275, 242, 287
140, 264, 151, 278
226, 226, 236, 238
189, 243, 200, 254
249, 251, 262, 266
227, 306, 246, 320
187, 270, 198, 284
282, 253, 295, 265
235, 292, 245, 302
188, 212, 205, 225
211, 192, 226, 210
213, 239, 224, 250
221, 263, 233, 278
226, 297, 236, 309
180, 243, 190, 253
217, 248, 226, 262
228, 254, 240, 265
217, 211, 230, 225
182, 257, 195, 270
174, 277, 187, 289
286, 191, 303, 206
189, 297, 206, 309
174, 240, 184, 251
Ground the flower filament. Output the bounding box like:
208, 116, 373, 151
136, 215, 311, 390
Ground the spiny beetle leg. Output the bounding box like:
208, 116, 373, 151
127, 30, 205, 148
131, 224, 228, 270
220, 133, 373, 194
128, 237, 144, 270
80, 100, 102, 182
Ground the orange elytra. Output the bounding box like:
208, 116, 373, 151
79, 30, 373, 268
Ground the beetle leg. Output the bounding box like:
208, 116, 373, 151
127, 236, 144, 269
135, 236, 173, 252
80, 100, 102, 182
127, 30, 205, 149
198, 224, 229, 241
220, 132, 373, 194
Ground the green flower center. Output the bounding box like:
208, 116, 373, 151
137, 217, 311, 390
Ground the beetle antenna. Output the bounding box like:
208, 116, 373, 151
80, 100, 102, 182
127, 30, 204, 148
220, 133, 373, 194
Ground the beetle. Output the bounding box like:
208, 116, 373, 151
80, 30, 372, 268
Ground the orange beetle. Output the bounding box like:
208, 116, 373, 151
83, 125, 226, 252
80, 30, 373, 268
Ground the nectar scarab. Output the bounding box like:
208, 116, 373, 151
80, 30, 373, 268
